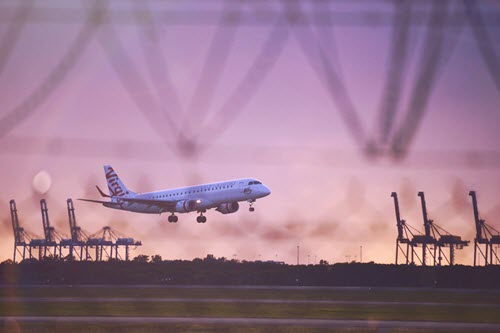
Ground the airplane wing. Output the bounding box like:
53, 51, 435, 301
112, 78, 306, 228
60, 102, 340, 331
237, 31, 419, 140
79, 197, 179, 211
108, 196, 178, 209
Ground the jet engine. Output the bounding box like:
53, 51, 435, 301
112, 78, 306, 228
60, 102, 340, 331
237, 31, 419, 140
175, 200, 197, 213
216, 202, 239, 214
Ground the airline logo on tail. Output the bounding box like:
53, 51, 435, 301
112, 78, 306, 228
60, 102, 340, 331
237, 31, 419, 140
103, 165, 136, 209
105, 166, 128, 198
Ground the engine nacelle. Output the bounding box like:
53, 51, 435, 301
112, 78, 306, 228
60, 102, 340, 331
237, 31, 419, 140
175, 200, 197, 213
216, 202, 239, 214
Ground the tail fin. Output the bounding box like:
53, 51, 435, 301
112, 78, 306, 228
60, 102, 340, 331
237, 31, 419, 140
103, 165, 136, 202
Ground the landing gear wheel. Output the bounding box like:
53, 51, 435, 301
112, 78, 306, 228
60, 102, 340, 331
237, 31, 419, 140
197, 215, 207, 223
249, 207, 255, 212
249, 201, 255, 212
168, 214, 178, 223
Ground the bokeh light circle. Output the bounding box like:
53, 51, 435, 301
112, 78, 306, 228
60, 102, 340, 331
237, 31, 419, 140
32, 170, 52, 194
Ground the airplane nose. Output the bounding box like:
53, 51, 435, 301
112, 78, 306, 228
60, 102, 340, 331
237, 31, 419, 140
262, 185, 271, 197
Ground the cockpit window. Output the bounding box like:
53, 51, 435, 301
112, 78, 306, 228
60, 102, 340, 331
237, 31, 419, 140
255, 181, 262, 184
248, 181, 254, 185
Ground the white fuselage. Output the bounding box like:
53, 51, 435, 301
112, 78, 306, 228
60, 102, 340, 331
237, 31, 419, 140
105, 178, 270, 214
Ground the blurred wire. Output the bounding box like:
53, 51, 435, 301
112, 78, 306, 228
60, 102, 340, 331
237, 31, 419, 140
283, 0, 368, 153
0, 0, 103, 139
377, 0, 412, 146
1, 5, 498, 27
390, 0, 451, 159
180, 0, 242, 143
2, 135, 500, 169
387, 1, 466, 158
98, 3, 180, 154
0, 0, 34, 77
464, 0, 500, 96
310, 0, 345, 86
193, 4, 290, 148
133, 1, 185, 140
132, 1, 286, 158
0, 0, 498, 163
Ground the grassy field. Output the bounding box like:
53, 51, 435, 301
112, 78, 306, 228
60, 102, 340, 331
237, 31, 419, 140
0, 286, 499, 332
1, 286, 499, 304
1, 300, 499, 323
0, 322, 380, 333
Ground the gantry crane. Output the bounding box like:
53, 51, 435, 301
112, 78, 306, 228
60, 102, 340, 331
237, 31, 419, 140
417, 192, 469, 266
11, 199, 29, 261
391, 192, 421, 264
10, 199, 45, 261
59, 199, 89, 260
413, 192, 438, 265
40, 199, 66, 258
469, 191, 500, 265
86, 226, 142, 261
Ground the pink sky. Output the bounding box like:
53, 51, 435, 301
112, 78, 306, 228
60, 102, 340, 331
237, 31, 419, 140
1, 0, 499, 265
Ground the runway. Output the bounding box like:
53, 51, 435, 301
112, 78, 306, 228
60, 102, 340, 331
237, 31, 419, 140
2, 297, 500, 308
1, 316, 500, 330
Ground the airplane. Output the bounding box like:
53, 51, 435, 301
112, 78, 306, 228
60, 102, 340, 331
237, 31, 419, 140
78, 165, 271, 223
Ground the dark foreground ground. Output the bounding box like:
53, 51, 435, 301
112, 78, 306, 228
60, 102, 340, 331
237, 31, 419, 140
0, 259, 500, 288
1, 259, 500, 332
1, 285, 500, 332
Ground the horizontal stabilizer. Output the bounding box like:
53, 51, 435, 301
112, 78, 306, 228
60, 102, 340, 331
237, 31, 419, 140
77, 198, 121, 206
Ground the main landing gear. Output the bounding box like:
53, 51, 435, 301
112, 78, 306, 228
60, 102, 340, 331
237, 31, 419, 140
197, 210, 207, 223
168, 214, 178, 223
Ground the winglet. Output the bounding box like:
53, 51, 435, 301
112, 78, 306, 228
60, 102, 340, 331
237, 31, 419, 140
96, 185, 110, 198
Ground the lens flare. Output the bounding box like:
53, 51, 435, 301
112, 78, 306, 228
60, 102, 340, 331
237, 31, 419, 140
32, 170, 52, 194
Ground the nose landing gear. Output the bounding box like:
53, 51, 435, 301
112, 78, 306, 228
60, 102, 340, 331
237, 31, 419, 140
168, 214, 178, 223
248, 200, 255, 212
